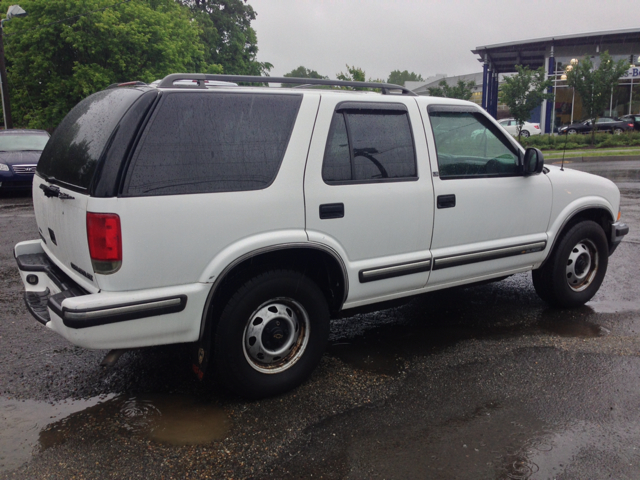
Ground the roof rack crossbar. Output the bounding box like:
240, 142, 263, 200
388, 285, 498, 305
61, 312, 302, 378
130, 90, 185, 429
156, 74, 417, 96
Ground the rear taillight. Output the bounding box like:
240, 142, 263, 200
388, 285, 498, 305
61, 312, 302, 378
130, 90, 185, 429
534, 125, 540, 129
87, 213, 122, 274
628, 123, 634, 127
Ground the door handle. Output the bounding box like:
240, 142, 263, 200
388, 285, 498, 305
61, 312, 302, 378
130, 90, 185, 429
437, 194, 456, 209
319, 203, 344, 219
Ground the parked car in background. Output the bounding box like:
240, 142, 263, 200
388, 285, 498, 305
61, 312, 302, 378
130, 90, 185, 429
0, 129, 50, 192
620, 114, 640, 131
558, 117, 634, 135
498, 119, 541, 137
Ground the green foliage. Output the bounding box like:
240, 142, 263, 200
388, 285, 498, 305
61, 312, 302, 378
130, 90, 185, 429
181, 0, 272, 76
519, 131, 640, 150
427, 79, 476, 101
500, 65, 553, 141
336, 65, 379, 91
281, 66, 327, 87
566, 51, 629, 143
1, 0, 206, 129
387, 70, 424, 86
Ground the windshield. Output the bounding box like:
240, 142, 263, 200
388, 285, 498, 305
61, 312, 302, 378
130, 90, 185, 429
0, 133, 49, 151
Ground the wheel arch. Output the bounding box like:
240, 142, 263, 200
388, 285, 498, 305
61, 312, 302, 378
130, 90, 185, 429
541, 205, 615, 268
198, 244, 348, 340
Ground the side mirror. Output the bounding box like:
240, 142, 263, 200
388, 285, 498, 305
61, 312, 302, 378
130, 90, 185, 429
523, 147, 544, 176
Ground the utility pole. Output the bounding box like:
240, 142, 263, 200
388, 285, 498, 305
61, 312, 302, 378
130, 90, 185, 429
0, 5, 27, 130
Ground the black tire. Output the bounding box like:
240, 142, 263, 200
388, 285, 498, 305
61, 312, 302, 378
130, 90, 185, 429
567, 128, 578, 135
613, 128, 623, 135
212, 269, 329, 398
521, 130, 530, 138
532, 220, 608, 308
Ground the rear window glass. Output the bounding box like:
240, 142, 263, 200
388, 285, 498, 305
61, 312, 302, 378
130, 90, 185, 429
123, 92, 302, 196
37, 89, 144, 190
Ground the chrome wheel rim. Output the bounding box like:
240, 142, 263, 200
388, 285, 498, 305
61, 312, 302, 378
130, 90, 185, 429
566, 239, 598, 292
243, 298, 310, 374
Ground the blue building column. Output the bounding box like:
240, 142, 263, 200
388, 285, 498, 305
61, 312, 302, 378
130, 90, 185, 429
482, 58, 489, 110
544, 50, 555, 134
490, 71, 499, 118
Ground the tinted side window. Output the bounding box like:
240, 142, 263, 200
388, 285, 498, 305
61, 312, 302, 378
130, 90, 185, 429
322, 109, 416, 183
123, 92, 302, 196
37, 88, 144, 191
429, 110, 519, 179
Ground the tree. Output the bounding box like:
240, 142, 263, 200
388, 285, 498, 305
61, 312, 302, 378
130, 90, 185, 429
500, 65, 553, 141
387, 70, 424, 86
180, 0, 272, 76
427, 79, 476, 101
336, 65, 384, 90
281, 66, 327, 87
566, 51, 629, 143
1, 0, 206, 129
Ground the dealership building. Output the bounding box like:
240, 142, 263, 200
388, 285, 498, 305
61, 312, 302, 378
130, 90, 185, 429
471, 28, 640, 133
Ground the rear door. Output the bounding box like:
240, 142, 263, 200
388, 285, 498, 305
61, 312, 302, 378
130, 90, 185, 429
304, 96, 434, 308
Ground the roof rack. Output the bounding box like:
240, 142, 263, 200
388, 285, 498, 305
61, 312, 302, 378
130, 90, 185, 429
156, 74, 417, 96
106, 81, 148, 89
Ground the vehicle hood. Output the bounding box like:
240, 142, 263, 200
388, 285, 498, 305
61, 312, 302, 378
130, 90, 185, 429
0, 150, 43, 165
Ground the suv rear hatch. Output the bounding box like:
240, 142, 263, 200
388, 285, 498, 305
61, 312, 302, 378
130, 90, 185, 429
34, 87, 154, 291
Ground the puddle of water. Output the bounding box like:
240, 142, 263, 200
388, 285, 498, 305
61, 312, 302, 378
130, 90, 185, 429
0, 395, 115, 473
1, 393, 229, 473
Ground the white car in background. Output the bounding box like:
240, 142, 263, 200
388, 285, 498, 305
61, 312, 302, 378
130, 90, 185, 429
499, 118, 541, 137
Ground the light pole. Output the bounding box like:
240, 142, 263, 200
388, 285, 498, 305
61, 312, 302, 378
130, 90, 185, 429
0, 5, 27, 130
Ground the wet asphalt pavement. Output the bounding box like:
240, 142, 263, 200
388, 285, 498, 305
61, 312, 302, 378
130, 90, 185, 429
1, 160, 640, 479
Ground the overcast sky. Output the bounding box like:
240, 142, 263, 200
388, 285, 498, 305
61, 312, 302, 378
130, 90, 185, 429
248, 0, 640, 82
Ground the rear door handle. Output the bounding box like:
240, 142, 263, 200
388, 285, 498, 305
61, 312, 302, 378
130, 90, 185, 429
437, 194, 456, 209
319, 203, 344, 219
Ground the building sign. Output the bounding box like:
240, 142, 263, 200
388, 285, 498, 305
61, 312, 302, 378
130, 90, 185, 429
622, 68, 640, 79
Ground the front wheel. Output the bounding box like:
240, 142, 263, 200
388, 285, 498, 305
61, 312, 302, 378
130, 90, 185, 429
213, 270, 329, 398
532, 220, 608, 308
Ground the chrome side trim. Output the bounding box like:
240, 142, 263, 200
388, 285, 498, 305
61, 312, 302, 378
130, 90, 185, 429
433, 241, 547, 271
64, 297, 182, 321
359, 259, 431, 283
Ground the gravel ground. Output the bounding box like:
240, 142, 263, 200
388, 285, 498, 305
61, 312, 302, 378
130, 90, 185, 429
1, 160, 640, 479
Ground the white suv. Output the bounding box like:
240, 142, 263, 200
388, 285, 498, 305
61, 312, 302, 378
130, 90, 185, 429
15, 74, 628, 398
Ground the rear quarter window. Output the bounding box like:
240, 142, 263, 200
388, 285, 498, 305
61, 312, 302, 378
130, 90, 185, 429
122, 92, 302, 196
37, 88, 145, 191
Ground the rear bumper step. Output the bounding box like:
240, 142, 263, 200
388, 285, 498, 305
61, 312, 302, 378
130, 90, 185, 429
16, 250, 187, 329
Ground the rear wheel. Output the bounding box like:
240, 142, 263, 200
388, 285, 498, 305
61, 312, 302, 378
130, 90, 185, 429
212, 270, 329, 398
567, 128, 578, 135
532, 221, 608, 308
613, 128, 623, 135
521, 130, 530, 138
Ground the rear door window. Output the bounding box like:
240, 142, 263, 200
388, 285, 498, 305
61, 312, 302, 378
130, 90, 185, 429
123, 92, 302, 196
322, 103, 417, 184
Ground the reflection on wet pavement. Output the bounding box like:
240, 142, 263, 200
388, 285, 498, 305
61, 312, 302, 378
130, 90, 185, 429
327, 276, 626, 375
0, 393, 229, 473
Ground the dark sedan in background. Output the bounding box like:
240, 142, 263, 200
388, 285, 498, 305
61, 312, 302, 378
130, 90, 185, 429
558, 117, 634, 135
620, 114, 640, 131
0, 129, 50, 192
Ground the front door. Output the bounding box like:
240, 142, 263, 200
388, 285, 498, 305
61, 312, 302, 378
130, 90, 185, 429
423, 105, 552, 288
